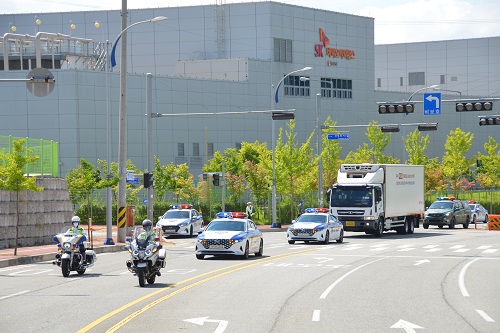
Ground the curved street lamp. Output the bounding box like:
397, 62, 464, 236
271, 66, 312, 227
407, 84, 439, 101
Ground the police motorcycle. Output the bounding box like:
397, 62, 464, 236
125, 219, 166, 287
52, 216, 97, 277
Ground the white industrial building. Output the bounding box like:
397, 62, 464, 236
0, 1, 498, 179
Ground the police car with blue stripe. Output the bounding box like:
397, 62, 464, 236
287, 208, 344, 244
195, 212, 263, 260
156, 204, 203, 237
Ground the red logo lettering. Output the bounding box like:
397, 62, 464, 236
314, 44, 323, 57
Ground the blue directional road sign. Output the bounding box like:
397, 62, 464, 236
126, 173, 140, 184
328, 133, 349, 140
423, 93, 441, 115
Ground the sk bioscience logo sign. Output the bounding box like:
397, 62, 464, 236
314, 28, 355, 66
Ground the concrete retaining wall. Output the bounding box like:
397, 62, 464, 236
0, 177, 73, 249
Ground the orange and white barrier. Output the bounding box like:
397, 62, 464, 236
488, 214, 500, 231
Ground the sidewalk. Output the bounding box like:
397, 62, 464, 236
0, 224, 288, 268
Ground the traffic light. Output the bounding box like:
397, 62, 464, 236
380, 125, 400, 132
272, 112, 295, 120
378, 103, 414, 114
417, 123, 438, 131
143, 172, 153, 188
479, 115, 500, 126
212, 173, 220, 186
456, 101, 493, 112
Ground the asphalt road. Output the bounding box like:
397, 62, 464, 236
1, 227, 499, 333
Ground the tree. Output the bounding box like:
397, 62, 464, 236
442, 128, 474, 198
321, 116, 342, 190
343, 122, 399, 164
404, 129, 430, 165
274, 120, 316, 219
66, 158, 115, 222
0, 139, 43, 255
475, 136, 500, 212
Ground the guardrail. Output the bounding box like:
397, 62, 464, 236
488, 214, 500, 231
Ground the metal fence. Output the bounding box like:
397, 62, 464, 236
0, 135, 58, 177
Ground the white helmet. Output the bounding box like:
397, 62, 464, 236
71, 216, 80, 228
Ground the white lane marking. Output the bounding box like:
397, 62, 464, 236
342, 246, 363, 251
398, 248, 416, 252
370, 244, 389, 248
483, 249, 498, 254
477, 245, 492, 250
397, 245, 414, 248
425, 248, 442, 252
423, 245, 439, 249
414, 259, 430, 266
476, 310, 495, 322
0, 290, 30, 301
319, 257, 386, 299
0, 265, 35, 273
450, 245, 465, 249
312, 310, 320, 322
459, 258, 479, 297
8, 269, 53, 276
453, 249, 470, 253
371, 247, 389, 251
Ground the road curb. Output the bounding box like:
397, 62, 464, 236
0, 245, 127, 268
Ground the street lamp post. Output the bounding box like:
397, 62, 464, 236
95, 20, 115, 245
316, 93, 323, 207
112, 14, 167, 242
271, 66, 312, 227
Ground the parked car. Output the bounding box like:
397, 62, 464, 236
423, 197, 471, 229
468, 200, 489, 223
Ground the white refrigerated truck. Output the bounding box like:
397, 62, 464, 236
327, 164, 425, 237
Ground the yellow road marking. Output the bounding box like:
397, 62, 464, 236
78, 248, 319, 333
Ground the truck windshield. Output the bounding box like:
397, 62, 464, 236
330, 187, 372, 207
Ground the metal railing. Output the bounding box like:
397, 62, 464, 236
0, 135, 58, 176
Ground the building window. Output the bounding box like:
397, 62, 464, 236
274, 38, 292, 63
284, 75, 310, 98
177, 143, 184, 156
320, 78, 352, 99
207, 142, 214, 157
235, 142, 242, 150
451, 76, 457, 82
193, 143, 199, 156
400, 77, 404, 86
440, 75, 445, 84
408, 72, 425, 86
377, 78, 381, 87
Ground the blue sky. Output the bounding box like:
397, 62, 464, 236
2, 0, 499, 44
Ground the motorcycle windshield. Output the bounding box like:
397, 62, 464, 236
131, 227, 153, 249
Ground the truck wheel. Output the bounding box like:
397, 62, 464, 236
374, 220, 383, 237
196, 254, 205, 260
463, 217, 469, 229
438, 225, 444, 229
423, 224, 429, 229
408, 218, 415, 234
288, 240, 295, 244
484, 215, 489, 223
449, 218, 455, 229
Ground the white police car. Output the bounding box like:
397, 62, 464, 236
195, 212, 263, 260
287, 208, 344, 244
156, 204, 203, 237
